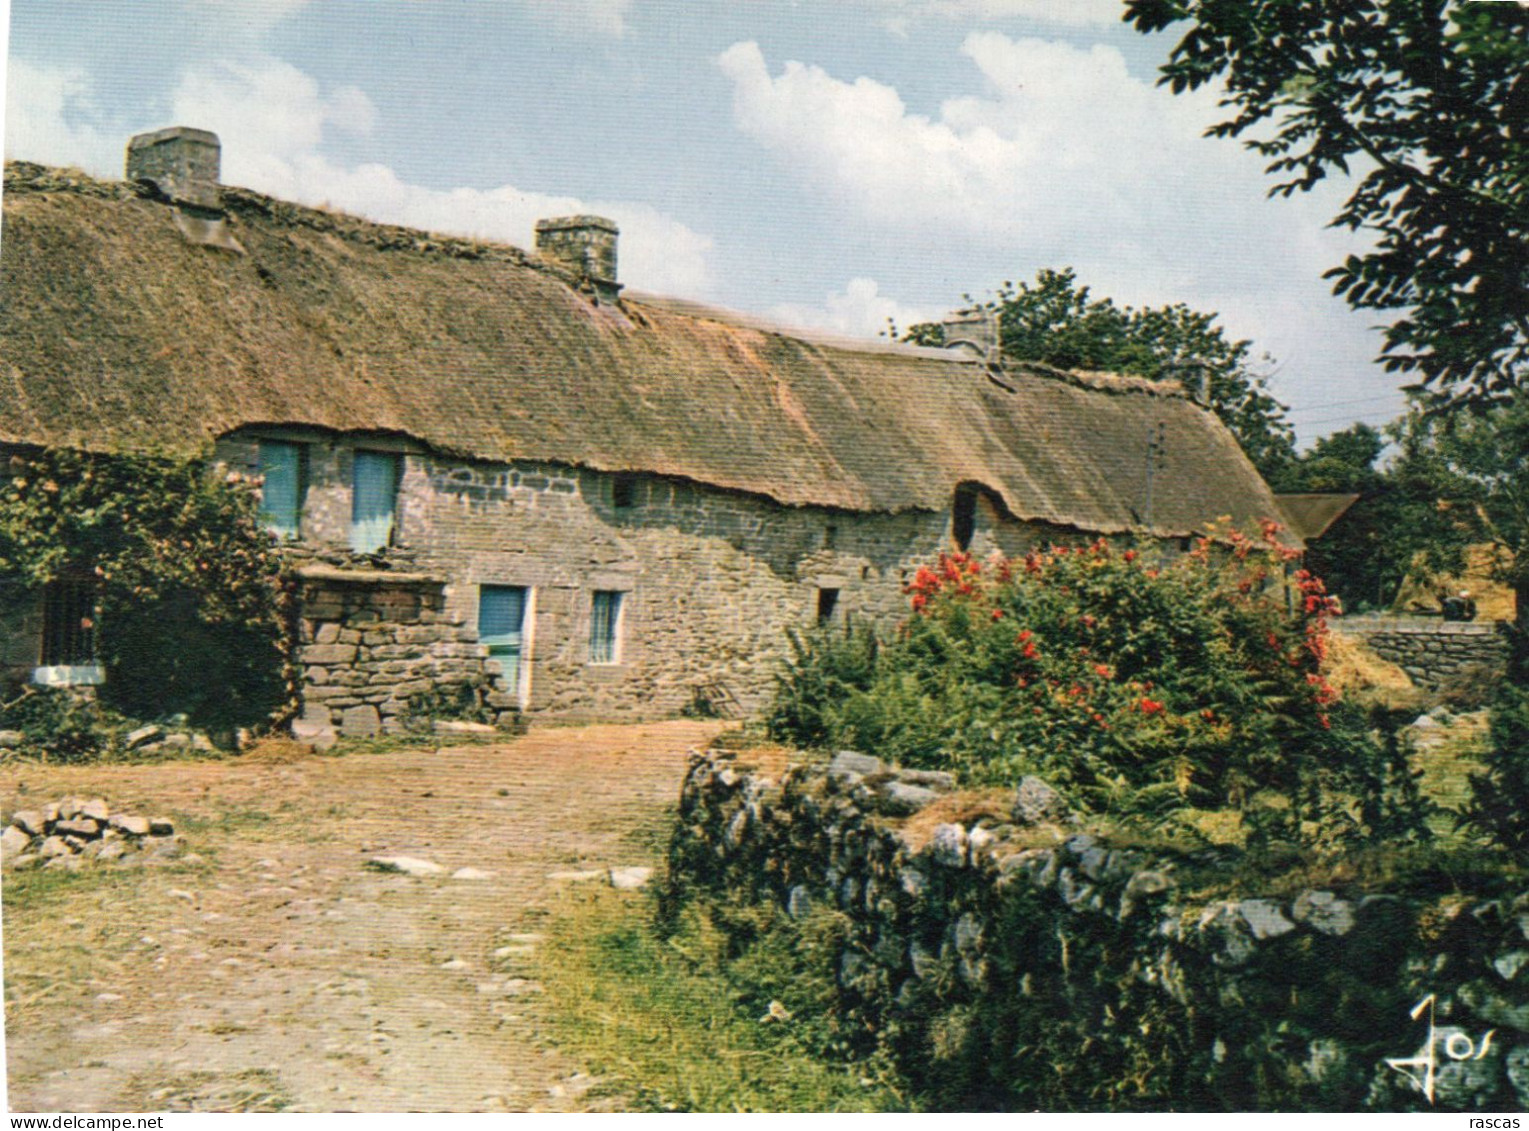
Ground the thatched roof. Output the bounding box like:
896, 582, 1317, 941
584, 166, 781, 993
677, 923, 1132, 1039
0, 161, 1289, 540
1275, 493, 1361, 542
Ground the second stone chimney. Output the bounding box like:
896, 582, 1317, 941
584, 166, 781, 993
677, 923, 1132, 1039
126, 126, 222, 212
941, 306, 1000, 362
535, 215, 621, 304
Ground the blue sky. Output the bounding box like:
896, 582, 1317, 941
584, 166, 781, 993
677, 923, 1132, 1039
2, 0, 1412, 444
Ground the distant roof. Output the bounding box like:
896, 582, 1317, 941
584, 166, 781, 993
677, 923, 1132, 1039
0, 161, 1290, 542
1275, 493, 1362, 541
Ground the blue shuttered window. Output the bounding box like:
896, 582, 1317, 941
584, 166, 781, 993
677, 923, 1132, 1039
258, 441, 303, 538
351, 451, 400, 554
589, 590, 623, 664
479, 585, 528, 695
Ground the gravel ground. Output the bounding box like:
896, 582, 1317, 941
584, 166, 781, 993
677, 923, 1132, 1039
2, 719, 724, 1112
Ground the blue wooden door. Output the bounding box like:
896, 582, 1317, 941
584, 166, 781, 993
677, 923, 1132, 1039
479, 585, 528, 694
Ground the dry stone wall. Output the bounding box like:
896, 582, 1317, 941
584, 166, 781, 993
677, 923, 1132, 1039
1335, 617, 1510, 690
669, 747, 1529, 1111
292, 565, 498, 743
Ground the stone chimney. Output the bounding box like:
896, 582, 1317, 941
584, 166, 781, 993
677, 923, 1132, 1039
1166, 360, 1213, 405
941, 306, 1000, 362
535, 215, 621, 303
126, 127, 222, 212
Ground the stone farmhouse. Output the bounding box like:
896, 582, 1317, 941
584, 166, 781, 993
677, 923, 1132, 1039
0, 128, 1293, 741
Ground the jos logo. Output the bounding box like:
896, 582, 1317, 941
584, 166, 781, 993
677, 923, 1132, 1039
1384, 994, 1497, 1105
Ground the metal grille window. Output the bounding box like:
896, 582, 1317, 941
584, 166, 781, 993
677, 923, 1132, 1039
351, 450, 401, 554
479, 585, 528, 695
40, 578, 97, 666
258, 440, 303, 538
589, 590, 624, 664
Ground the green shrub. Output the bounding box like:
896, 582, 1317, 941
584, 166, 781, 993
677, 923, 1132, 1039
770, 526, 1429, 849
0, 687, 131, 763
765, 626, 880, 748
1458, 680, 1529, 850
0, 449, 293, 735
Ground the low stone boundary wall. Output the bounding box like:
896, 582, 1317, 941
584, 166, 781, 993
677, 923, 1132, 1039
1334, 617, 1509, 690
669, 748, 1529, 1111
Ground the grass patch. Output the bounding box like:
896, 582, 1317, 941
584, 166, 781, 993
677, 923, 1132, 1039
537, 884, 912, 1112
174, 804, 280, 838
325, 731, 507, 757
1413, 712, 1490, 820
620, 802, 679, 856
1, 854, 208, 917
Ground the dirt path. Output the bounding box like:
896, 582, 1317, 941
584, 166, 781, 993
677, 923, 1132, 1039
1, 720, 725, 1112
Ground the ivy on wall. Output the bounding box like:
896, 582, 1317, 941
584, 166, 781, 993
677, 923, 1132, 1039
0, 447, 295, 735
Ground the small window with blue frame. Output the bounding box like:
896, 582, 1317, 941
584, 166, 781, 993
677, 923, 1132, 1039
351, 450, 401, 554
257, 440, 304, 539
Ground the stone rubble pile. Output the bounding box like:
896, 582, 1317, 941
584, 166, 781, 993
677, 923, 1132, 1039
1, 797, 186, 870
0, 723, 224, 761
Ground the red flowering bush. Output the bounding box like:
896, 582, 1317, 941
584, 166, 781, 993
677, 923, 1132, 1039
771, 525, 1428, 848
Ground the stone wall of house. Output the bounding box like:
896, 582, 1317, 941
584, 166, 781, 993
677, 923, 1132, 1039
217, 433, 1087, 726
1334, 617, 1511, 690
668, 747, 1529, 1111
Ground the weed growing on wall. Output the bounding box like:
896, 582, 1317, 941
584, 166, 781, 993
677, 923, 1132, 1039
770, 526, 1430, 850
0, 448, 293, 737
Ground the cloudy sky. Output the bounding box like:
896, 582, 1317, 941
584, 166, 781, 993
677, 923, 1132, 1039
2, 0, 1411, 444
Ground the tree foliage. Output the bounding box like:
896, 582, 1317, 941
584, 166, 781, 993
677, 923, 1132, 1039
1125, 0, 1529, 404
0, 449, 293, 734
1389, 390, 1529, 636
1460, 679, 1529, 852
1267, 422, 1438, 611
769, 532, 1429, 851
903, 268, 1297, 477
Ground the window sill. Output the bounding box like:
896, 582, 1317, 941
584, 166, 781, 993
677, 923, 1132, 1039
32, 664, 105, 687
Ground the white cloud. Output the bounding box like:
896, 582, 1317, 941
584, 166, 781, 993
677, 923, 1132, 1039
166, 57, 711, 296
769, 277, 942, 341
7, 52, 714, 298
172, 58, 375, 169
717, 35, 1249, 243
517, 0, 633, 38
717, 35, 1365, 307
719, 34, 1385, 424
182, 0, 313, 39
863, 0, 1126, 28
3, 58, 119, 170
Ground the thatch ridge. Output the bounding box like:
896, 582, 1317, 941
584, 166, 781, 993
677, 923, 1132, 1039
0, 161, 1289, 541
